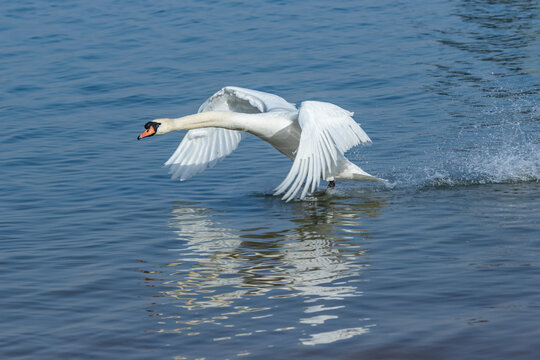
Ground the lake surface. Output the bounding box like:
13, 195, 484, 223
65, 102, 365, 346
1, 0, 539, 359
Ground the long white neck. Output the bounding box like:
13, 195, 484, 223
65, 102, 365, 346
165, 111, 246, 132
156, 111, 298, 147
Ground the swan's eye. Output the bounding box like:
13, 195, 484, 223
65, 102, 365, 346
144, 121, 161, 131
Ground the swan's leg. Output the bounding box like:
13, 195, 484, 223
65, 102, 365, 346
312, 181, 335, 198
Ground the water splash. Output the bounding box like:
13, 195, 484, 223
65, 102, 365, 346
390, 98, 539, 189
424, 122, 539, 187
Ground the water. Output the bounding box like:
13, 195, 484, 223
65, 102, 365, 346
1, 0, 539, 359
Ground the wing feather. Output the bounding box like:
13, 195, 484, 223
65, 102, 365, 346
274, 101, 372, 201
164, 87, 295, 181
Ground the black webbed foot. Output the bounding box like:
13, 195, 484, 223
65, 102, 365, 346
312, 181, 336, 198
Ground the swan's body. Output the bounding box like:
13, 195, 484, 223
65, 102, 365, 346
138, 86, 382, 201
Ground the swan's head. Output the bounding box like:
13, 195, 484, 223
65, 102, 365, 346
137, 118, 172, 140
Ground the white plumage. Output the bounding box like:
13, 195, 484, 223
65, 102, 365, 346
140, 86, 382, 201
274, 101, 373, 200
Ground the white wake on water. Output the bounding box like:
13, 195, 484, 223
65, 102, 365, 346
425, 146, 539, 187
388, 119, 539, 189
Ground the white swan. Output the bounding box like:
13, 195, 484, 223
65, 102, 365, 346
138, 86, 382, 201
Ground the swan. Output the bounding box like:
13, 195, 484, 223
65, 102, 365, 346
138, 86, 382, 201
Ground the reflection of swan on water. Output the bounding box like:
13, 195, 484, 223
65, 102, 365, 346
161, 196, 385, 307
147, 196, 386, 349
138, 86, 383, 201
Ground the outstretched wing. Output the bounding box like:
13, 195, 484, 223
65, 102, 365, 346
274, 101, 372, 201
164, 86, 296, 181
198, 86, 296, 114
164, 128, 245, 181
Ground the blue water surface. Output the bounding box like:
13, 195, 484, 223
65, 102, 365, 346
1, 0, 539, 359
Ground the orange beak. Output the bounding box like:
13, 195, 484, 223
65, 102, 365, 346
137, 126, 156, 140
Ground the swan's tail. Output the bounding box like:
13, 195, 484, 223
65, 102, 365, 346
352, 172, 386, 182
335, 163, 387, 183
